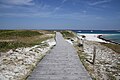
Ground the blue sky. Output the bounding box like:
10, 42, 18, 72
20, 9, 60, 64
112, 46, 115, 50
0, 0, 120, 30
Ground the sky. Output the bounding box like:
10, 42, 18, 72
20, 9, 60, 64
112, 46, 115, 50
0, 0, 120, 30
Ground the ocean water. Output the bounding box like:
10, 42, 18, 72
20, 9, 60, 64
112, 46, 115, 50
73, 30, 120, 43
102, 34, 120, 43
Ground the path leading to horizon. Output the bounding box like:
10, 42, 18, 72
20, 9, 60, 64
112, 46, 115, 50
27, 32, 92, 80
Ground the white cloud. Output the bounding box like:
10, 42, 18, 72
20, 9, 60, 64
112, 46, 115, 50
53, 0, 67, 13
89, 0, 112, 6
62, 0, 67, 4
0, 4, 13, 8
95, 16, 104, 20
0, 0, 34, 5
54, 6, 62, 12
82, 10, 87, 14
41, 4, 50, 10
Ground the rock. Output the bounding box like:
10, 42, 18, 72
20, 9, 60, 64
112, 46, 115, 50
2, 57, 11, 64
17, 56, 23, 60
0, 38, 56, 80
7, 50, 13, 54
22, 48, 31, 52
82, 40, 119, 80
13, 67, 20, 73
0, 65, 7, 70
0, 73, 9, 80
9, 55, 17, 59
24, 58, 33, 65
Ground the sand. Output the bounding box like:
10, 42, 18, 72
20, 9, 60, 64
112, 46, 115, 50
77, 33, 108, 43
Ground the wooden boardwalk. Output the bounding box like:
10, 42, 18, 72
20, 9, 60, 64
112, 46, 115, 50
27, 32, 92, 80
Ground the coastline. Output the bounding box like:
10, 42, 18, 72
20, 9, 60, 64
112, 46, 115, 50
98, 35, 120, 45
77, 33, 107, 43
77, 33, 120, 45
74, 32, 120, 80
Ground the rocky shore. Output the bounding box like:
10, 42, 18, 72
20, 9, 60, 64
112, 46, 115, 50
98, 35, 120, 45
77, 35, 120, 80
0, 38, 56, 80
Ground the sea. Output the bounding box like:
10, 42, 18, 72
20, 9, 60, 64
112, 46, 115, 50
73, 30, 120, 43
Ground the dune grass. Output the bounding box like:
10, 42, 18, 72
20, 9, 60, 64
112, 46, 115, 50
60, 30, 75, 38
101, 43, 120, 53
0, 30, 54, 52
0, 30, 42, 39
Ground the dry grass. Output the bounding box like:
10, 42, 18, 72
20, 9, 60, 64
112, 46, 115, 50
100, 42, 120, 54
74, 45, 97, 80
0, 30, 55, 52
60, 30, 75, 38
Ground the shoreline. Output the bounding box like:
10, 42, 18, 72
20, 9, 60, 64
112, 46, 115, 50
98, 35, 120, 45
77, 33, 107, 43
77, 33, 120, 45
72, 32, 120, 80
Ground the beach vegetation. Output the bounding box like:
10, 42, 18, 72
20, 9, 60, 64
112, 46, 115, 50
75, 45, 97, 80
101, 43, 120, 53
0, 30, 55, 52
60, 30, 75, 38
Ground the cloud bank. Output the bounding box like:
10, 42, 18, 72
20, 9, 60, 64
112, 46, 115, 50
89, 0, 112, 6
0, 0, 34, 5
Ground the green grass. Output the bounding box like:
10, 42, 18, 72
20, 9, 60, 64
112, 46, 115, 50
0, 30, 54, 52
0, 30, 43, 39
0, 30, 14, 33
60, 30, 75, 38
101, 43, 120, 53
0, 42, 27, 51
